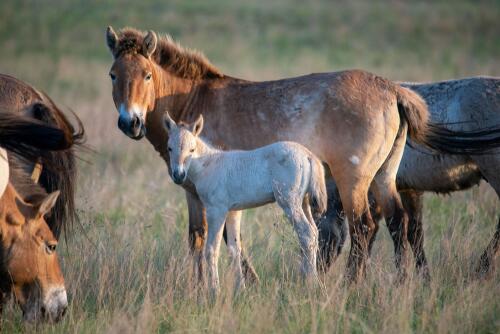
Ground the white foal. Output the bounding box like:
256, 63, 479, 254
164, 112, 327, 293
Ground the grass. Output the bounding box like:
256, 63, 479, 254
0, 0, 499, 332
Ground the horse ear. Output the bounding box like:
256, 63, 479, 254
36, 191, 60, 218
143, 30, 158, 58
163, 111, 177, 131
106, 26, 119, 55
191, 115, 204, 137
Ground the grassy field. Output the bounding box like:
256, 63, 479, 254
0, 0, 499, 332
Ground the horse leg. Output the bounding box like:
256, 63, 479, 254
204, 207, 228, 295
401, 190, 430, 280
476, 219, 500, 278
223, 211, 259, 284
370, 124, 410, 282
186, 191, 207, 284
367, 190, 383, 257
277, 194, 319, 281
315, 179, 348, 273
474, 156, 500, 278
335, 176, 375, 283
224, 210, 245, 291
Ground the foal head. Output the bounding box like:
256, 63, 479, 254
163, 112, 204, 184
0, 183, 67, 323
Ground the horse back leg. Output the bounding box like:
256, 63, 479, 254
275, 193, 319, 281
370, 123, 410, 282
401, 190, 431, 281
316, 179, 348, 273
474, 156, 500, 278
335, 175, 376, 283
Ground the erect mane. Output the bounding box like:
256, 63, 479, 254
115, 28, 224, 80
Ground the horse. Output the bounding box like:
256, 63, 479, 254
0, 74, 84, 238
0, 114, 77, 323
0, 169, 67, 323
317, 76, 500, 278
164, 112, 326, 291
105, 26, 500, 282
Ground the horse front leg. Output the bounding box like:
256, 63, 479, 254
204, 207, 228, 296
186, 191, 207, 284
223, 211, 260, 284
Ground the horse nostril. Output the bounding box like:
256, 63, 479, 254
131, 115, 139, 128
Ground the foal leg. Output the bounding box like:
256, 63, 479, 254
277, 195, 319, 281
223, 211, 259, 284
401, 190, 431, 280
225, 210, 245, 290
204, 207, 228, 295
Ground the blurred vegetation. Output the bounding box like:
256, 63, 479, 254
0, 0, 498, 81
0, 1, 499, 333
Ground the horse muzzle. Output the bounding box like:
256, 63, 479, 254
23, 287, 68, 323
118, 114, 146, 140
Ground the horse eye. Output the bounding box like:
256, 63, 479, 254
45, 242, 57, 254
168, 147, 172, 152
190, 148, 195, 153
145, 73, 152, 81
109, 73, 116, 81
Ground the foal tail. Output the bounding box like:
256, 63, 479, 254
307, 156, 328, 219
395, 85, 500, 155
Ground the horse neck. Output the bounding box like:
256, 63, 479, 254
188, 136, 220, 182
145, 65, 199, 160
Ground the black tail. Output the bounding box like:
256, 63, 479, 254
29, 96, 85, 239
418, 123, 500, 155
395, 84, 500, 155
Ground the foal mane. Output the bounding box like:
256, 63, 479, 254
115, 28, 224, 80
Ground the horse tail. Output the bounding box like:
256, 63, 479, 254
0, 111, 70, 162
307, 156, 327, 219
395, 84, 500, 155
31, 94, 85, 239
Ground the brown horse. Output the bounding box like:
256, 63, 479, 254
318, 77, 500, 279
105, 27, 500, 282
0, 74, 84, 238
0, 111, 80, 323
0, 171, 67, 323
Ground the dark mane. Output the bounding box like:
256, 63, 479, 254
29, 93, 85, 238
115, 28, 224, 80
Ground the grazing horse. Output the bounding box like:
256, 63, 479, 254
0, 174, 67, 323
0, 74, 84, 238
105, 27, 500, 282
164, 113, 326, 291
0, 117, 75, 323
317, 77, 500, 278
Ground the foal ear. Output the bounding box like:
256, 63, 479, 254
36, 191, 60, 218
143, 30, 158, 58
106, 26, 119, 55
191, 115, 204, 137
163, 111, 177, 131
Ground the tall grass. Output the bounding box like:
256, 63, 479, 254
0, 0, 499, 333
